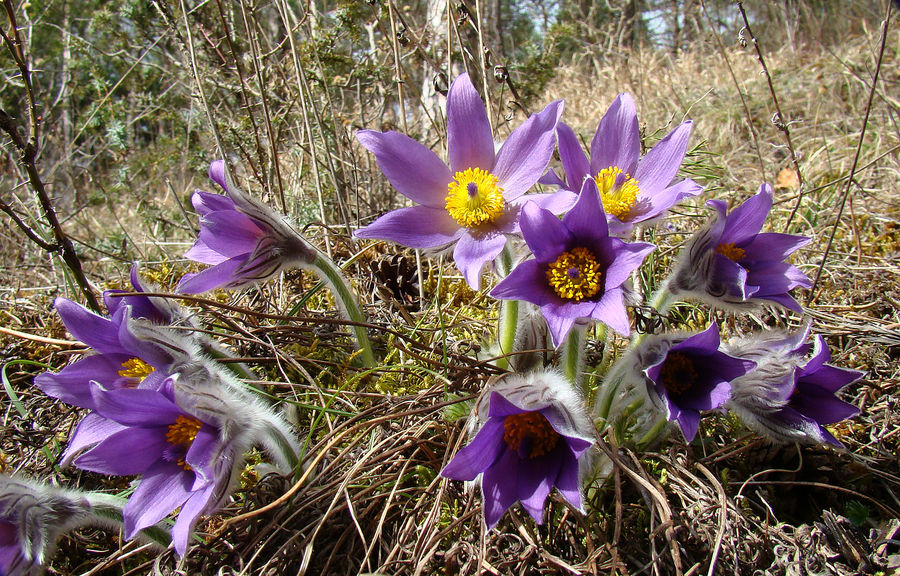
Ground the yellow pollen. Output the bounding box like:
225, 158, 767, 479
503, 412, 559, 459
445, 168, 504, 228
715, 242, 747, 262
659, 352, 698, 396
595, 167, 640, 221
166, 415, 202, 447
118, 358, 154, 380
545, 246, 603, 301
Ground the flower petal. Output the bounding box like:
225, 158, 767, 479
631, 178, 703, 223
634, 121, 693, 194
493, 100, 563, 199
90, 384, 182, 426
590, 93, 640, 175
208, 160, 228, 191
480, 449, 520, 529
604, 239, 655, 289
175, 257, 248, 294
562, 179, 610, 248
491, 260, 554, 306
355, 205, 462, 249
453, 230, 507, 289
589, 288, 630, 336
556, 122, 590, 190
447, 73, 495, 173
743, 232, 811, 262
191, 190, 236, 217
54, 298, 123, 355
73, 427, 168, 475
123, 460, 193, 540
62, 413, 128, 466
193, 210, 264, 259
519, 202, 571, 263
517, 447, 562, 523
34, 353, 134, 409
171, 483, 216, 556
441, 419, 506, 481
720, 184, 773, 245
553, 449, 583, 511
357, 130, 453, 208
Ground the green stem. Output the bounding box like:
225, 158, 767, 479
84, 493, 172, 549
648, 280, 680, 316
637, 416, 669, 448
562, 325, 585, 389
594, 361, 626, 423
312, 254, 376, 368
495, 246, 517, 371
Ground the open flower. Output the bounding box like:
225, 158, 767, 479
491, 178, 655, 346
104, 263, 181, 324
639, 324, 755, 441
177, 160, 318, 293
441, 371, 594, 529
542, 93, 702, 236
34, 298, 174, 409
355, 73, 563, 289
725, 327, 863, 447
668, 184, 811, 311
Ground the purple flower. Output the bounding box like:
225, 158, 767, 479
641, 324, 755, 441
354, 73, 564, 289
34, 298, 174, 409
668, 184, 811, 311
491, 178, 655, 346
725, 327, 863, 447
104, 263, 180, 324
441, 371, 594, 529
542, 93, 701, 236
177, 161, 317, 293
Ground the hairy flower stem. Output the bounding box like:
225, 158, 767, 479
562, 325, 585, 389
496, 247, 518, 371
637, 416, 669, 448
594, 361, 627, 423
312, 254, 376, 368
84, 492, 171, 550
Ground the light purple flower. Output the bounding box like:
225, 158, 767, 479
542, 93, 702, 236
669, 184, 811, 311
491, 178, 655, 346
441, 371, 594, 529
34, 298, 174, 409
641, 324, 755, 441
177, 161, 317, 293
725, 327, 863, 447
354, 73, 564, 289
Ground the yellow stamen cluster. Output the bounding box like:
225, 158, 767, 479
595, 166, 640, 221
545, 246, 603, 301
166, 415, 202, 447
118, 358, 155, 380
445, 168, 504, 228
503, 411, 559, 459
715, 242, 747, 262
659, 352, 698, 396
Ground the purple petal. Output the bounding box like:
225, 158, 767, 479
743, 232, 811, 262
517, 448, 562, 523
538, 168, 568, 188
487, 392, 529, 418
676, 409, 701, 441
634, 121, 693, 194
562, 179, 610, 248
175, 257, 248, 294
553, 450, 583, 511
184, 427, 219, 486
720, 185, 773, 245
441, 419, 506, 481
453, 231, 507, 289
357, 130, 453, 208
522, 190, 578, 215
447, 73, 495, 173
193, 211, 264, 259
191, 190, 236, 217
491, 260, 554, 306
590, 93, 640, 175
631, 178, 703, 223
355, 205, 462, 249
604, 239, 655, 289
557, 122, 590, 190
791, 387, 859, 426
54, 298, 123, 354
493, 100, 564, 199
183, 237, 230, 266
480, 449, 520, 529
62, 413, 127, 466
519, 202, 571, 263
123, 460, 193, 539
72, 427, 168, 475
677, 324, 721, 352
171, 483, 216, 556
542, 300, 596, 347
208, 160, 228, 191
589, 288, 629, 336
90, 384, 182, 426
34, 353, 134, 409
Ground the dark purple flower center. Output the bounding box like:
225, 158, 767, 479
567, 267, 580, 279
503, 411, 559, 459
466, 181, 479, 197
659, 352, 698, 396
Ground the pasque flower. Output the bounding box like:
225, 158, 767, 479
725, 326, 862, 447
177, 160, 317, 293
104, 263, 181, 325
441, 371, 594, 529
491, 178, 655, 346
639, 324, 755, 441
355, 73, 564, 289
668, 184, 811, 311
542, 93, 702, 236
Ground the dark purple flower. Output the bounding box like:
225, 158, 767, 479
34, 298, 174, 410
642, 324, 755, 441
491, 178, 655, 346
726, 327, 862, 447
441, 371, 594, 529
542, 93, 702, 236
177, 161, 317, 293
354, 73, 564, 289
669, 184, 811, 311
104, 263, 179, 324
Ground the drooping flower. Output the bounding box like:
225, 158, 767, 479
725, 326, 863, 447
542, 93, 702, 236
354, 73, 564, 289
638, 324, 755, 441
34, 298, 175, 409
668, 184, 811, 311
177, 160, 318, 293
491, 178, 655, 346
441, 371, 594, 529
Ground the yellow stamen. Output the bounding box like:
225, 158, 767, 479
445, 168, 504, 228
118, 358, 154, 380
659, 352, 698, 396
715, 242, 747, 262
595, 166, 640, 221
503, 411, 559, 459
166, 415, 203, 471
545, 246, 603, 301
